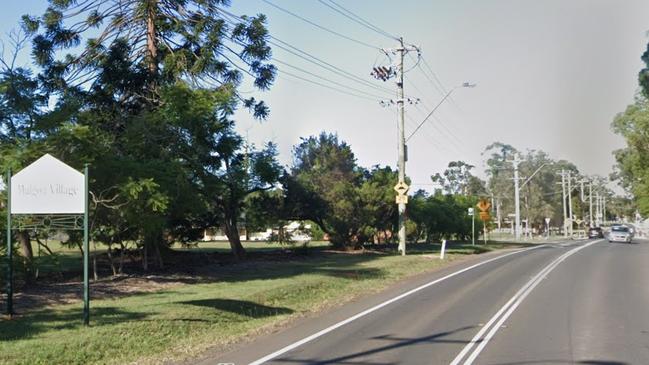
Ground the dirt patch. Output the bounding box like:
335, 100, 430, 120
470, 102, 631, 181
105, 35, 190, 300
2, 274, 192, 313
0, 244, 409, 314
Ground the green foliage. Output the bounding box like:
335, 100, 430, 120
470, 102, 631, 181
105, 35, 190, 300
409, 191, 476, 242
482, 142, 603, 229
287, 133, 398, 249
24, 0, 275, 116
612, 97, 649, 216
432, 160, 485, 196
640, 43, 649, 98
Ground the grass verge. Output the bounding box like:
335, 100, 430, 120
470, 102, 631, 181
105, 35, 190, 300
0, 242, 520, 365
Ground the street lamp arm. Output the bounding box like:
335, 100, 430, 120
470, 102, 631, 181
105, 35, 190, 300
519, 163, 548, 189
405, 82, 475, 142
405, 88, 455, 142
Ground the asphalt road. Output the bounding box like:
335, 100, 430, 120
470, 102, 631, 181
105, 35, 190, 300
206, 238, 649, 365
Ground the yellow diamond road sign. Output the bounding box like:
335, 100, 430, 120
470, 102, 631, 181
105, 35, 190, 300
393, 181, 409, 195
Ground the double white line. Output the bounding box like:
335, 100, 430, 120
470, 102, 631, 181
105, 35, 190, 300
247, 245, 545, 365
449, 239, 600, 365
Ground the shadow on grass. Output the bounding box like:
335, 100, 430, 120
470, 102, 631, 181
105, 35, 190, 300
158, 242, 518, 285
0, 306, 148, 342
181, 298, 293, 318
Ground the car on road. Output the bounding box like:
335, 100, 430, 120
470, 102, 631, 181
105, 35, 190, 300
609, 225, 633, 243
588, 227, 604, 238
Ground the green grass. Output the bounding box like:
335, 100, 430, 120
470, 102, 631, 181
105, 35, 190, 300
0, 242, 521, 365
173, 240, 331, 253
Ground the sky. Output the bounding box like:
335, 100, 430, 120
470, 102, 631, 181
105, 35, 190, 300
1, 0, 648, 192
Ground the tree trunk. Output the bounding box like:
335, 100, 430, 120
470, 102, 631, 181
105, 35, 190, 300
17, 231, 35, 284
146, 0, 159, 77
107, 243, 117, 276
224, 219, 246, 260
143, 241, 148, 272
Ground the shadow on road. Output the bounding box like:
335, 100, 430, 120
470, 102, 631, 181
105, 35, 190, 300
485, 360, 628, 365
274, 326, 476, 365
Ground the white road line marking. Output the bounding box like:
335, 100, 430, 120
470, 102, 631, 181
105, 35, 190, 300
247, 245, 546, 365
450, 239, 601, 365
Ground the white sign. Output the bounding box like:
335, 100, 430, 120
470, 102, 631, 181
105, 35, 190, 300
11, 154, 84, 214
468, 207, 474, 216
545, 218, 551, 225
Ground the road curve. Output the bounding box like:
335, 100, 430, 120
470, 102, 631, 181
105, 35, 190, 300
202, 239, 649, 365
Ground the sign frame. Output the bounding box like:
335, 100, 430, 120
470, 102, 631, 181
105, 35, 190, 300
4, 155, 90, 325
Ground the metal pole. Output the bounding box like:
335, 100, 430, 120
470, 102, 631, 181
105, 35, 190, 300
483, 221, 487, 245
83, 164, 89, 325
567, 171, 573, 238
472, 210, 475, 246
5, 169, 12, 316
397, 37, 407, 256
513, 156, 521, 240
603, 196, 606, 224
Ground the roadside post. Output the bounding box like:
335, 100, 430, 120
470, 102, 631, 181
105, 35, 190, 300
477, 199, 491, 245
440, 239, 446, 260
468, 207, 475, 245
545, 217, 551, 239
5, 169, 12, 316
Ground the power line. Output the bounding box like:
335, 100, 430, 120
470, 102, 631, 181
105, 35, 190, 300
412, 100, 464, 147
421, 56, 449, 94
318, 0, 400, 41
408, 53, 445, 99
420, 55, 463, 111
268, 37, 394, 96
218, 11, 396, 98
277, 68, 379, 102
273, 58, 386, 100
404, 112, 449, 154
261, 0, 380, 50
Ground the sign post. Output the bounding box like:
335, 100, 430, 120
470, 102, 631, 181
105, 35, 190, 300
4, 154, 88, 324
477, 199, 492, 245
468, 207, 475, 246
545, 217, 551, 239
83, 164, 89, 325
5, 169, 12, 316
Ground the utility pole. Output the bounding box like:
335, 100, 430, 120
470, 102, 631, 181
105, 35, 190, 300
396, 37, 407, 256
513, 155, 521, 240
589, 181, 593, 227
595, 191, 601, 226
603, 196, 606, 224
373, 38, 418, 255
560, 170, 568, 238
373, 40, 474, 255
567, 171, 573, 238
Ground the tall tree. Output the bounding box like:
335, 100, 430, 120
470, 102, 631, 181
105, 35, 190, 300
612, 96, 649, 215
21, 1, 278, 262
23, 0, 275, 114
290, 133, 364, 248
0, 31, 50, 283
432, 160, 485, 196
639, 42, 649, 98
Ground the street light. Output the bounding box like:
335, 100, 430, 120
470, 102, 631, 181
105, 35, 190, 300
406, 82, 476, 142
396, 82, 476, 256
